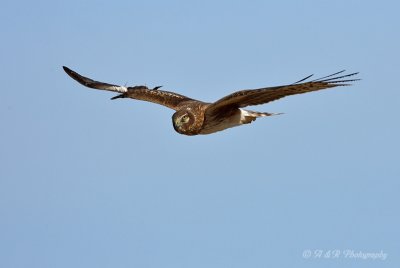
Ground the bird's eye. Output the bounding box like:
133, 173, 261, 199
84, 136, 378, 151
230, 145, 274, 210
181, 114, 189, 123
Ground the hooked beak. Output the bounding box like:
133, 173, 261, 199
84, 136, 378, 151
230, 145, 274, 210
174, 119, 183, 127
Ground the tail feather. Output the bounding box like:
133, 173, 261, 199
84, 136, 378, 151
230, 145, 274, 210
240, 109, 283, 124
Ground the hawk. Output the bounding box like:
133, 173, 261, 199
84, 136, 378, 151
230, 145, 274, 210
63, 66, 359, 136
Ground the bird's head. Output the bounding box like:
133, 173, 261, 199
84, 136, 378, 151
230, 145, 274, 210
172, 109, 197, 135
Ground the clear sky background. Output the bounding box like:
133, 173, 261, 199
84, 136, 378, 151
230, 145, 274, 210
1, 0, 399, 267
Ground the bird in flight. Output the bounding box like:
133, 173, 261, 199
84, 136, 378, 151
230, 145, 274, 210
63, 66, 359, 136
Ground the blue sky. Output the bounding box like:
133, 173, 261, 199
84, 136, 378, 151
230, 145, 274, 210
1, 0, 399, 267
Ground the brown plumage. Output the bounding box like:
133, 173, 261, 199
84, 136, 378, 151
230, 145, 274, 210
63, 66, 359, 136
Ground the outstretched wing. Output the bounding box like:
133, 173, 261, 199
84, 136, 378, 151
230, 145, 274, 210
205, 70, 360, 117
63, 66, 197, 111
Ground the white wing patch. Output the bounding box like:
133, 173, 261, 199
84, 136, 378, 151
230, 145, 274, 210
108, 85, 128, 93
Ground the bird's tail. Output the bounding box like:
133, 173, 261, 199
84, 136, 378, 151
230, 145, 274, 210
240, 109, 283, 124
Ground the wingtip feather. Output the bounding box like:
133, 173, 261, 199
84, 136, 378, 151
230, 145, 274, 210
62, 66, 71, 73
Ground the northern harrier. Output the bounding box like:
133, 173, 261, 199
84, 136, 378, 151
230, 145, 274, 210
63, 66, 359, 135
